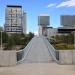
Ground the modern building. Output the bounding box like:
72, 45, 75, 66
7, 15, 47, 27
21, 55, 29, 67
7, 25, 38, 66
22, 12, 27, 34
4, 5, 26, 34
38, 14, 50, 36
47, 27, 58, 37
58, 15, 75, 33
38, 15, 75, 37
61, 15, 75, 28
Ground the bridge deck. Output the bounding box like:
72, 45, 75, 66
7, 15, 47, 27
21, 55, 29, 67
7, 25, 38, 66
23, 36, 53, 63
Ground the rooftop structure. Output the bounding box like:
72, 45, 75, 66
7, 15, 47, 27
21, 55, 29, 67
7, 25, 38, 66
38, 14, 50, 26
61, 15, 75, 28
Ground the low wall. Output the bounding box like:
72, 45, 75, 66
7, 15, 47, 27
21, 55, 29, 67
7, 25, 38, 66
0, 50, 17, 66
56, 50, 75, 64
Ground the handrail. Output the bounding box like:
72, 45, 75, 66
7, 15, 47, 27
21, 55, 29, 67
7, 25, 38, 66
42, 36, 59, 63
17, 37, 35, 64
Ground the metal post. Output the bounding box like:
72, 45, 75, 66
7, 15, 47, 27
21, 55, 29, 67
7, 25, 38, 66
74, 32, 75, 48
1, 31, 2, 50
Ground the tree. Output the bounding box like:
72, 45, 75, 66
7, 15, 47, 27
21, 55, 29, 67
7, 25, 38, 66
67, 33, 74, 44
0, 32, 9, 44
1, 32, 34, 50
27, 32, 34, 41
4, 37, 15, 50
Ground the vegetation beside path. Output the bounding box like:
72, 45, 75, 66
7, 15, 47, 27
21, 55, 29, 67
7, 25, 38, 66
48, 33, 75, 50
0, 32, 34, 50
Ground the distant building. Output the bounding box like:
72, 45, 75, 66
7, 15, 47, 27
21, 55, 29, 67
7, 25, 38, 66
58, 15, 75, 34
4, 5, 26, 34
0, 26, 3, 31
47, 27, 58, 37
38, 14, 50, 36
22, 12, 27, 34
38, 15, 75, 37
61, 15, 75, 28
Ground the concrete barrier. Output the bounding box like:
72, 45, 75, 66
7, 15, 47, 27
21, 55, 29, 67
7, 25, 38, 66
0, 50, 17, 66
72, 50, 75, 64
57, 50, 75, 64
0, 49, 75, 66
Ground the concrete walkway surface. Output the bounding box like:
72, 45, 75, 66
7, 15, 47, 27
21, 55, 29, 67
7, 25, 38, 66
23, 36, 53, 63
0, 63, 75, 75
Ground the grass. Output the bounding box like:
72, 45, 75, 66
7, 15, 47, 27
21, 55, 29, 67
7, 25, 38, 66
52, 43, 75, 50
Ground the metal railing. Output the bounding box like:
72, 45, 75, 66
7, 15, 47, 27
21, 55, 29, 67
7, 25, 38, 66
16, 37, 35, 64
42, 36, 59, 63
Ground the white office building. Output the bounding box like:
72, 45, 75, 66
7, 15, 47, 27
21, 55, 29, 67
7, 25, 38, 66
4, 5, 26, 34
47, 27, 58, 37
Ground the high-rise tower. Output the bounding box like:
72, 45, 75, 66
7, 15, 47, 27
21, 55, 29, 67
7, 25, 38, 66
4, 5, 26, 34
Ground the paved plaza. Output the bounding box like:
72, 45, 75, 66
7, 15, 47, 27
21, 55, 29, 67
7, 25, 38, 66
0, 63, 75, 75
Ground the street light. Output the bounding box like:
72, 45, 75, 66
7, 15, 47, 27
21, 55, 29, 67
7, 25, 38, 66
0, 18, 3, 50
74, 32, 75, 48
0, 31, 3, 50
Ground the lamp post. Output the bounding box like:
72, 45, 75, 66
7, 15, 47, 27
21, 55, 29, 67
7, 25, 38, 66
74, 32, 75, 48
0, 18, 3, 50
0, 31, 2, 50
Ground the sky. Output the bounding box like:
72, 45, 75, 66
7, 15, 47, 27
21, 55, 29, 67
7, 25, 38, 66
0, 0, 75, 34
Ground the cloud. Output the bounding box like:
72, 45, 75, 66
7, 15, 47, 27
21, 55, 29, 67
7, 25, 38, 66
46, 3, 55, 8
46, 0, 75, 8
56, 0, 75, 8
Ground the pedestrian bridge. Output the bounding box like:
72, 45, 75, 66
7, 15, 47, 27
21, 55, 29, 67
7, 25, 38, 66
0, 37, 75, 75
17, 36, 58, 64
